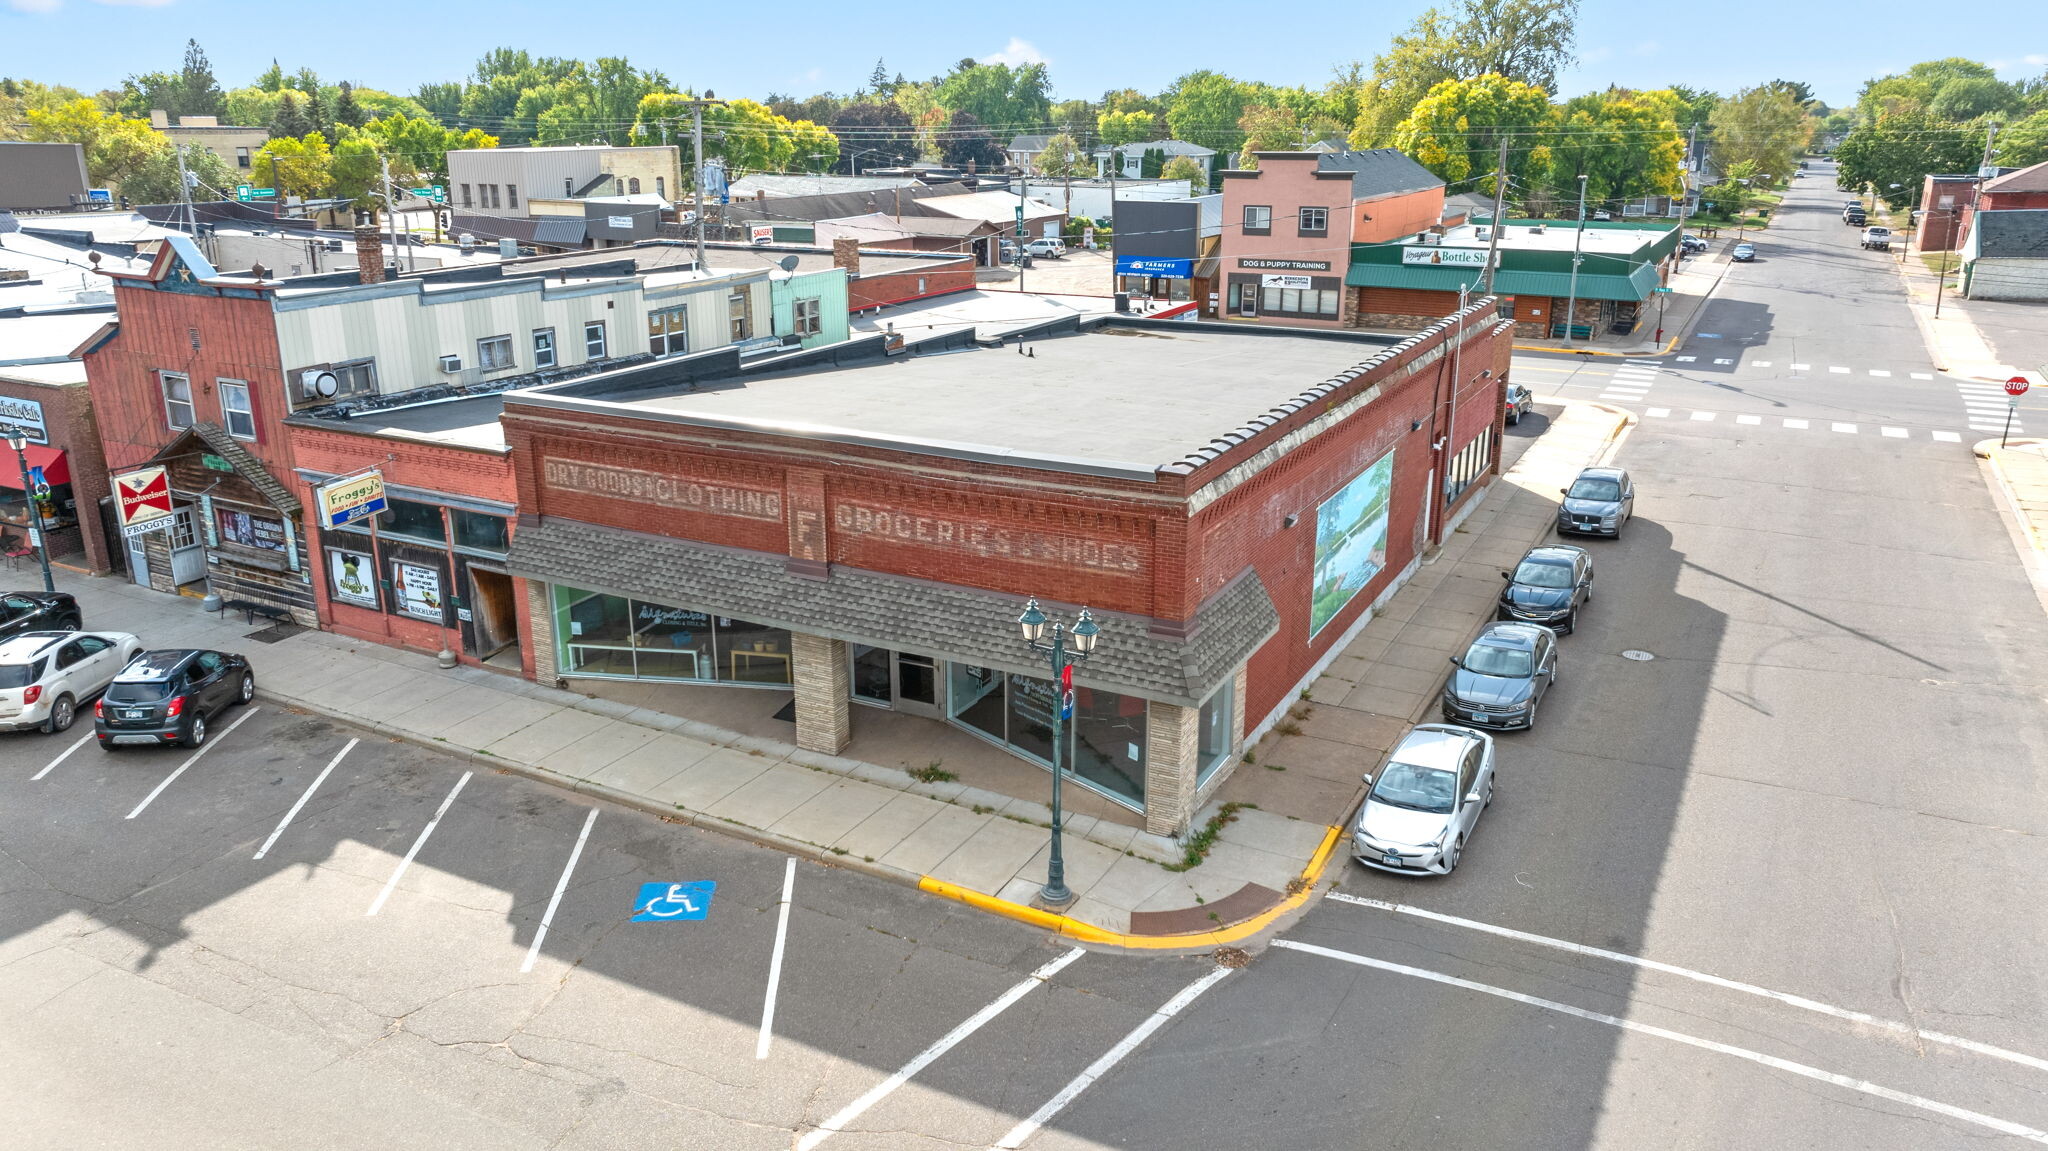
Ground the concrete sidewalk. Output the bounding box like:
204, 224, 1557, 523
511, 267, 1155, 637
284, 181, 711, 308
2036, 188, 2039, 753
1978, 437, 2048, 597
1892, 244, 2031, 383
44, 399, 1627, 946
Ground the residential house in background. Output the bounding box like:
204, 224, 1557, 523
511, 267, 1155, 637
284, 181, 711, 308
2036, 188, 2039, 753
1220, 149, 1445, 328
150, 110, 269, 174
1093, 141, 1218, 185
1005, 135, 1052, 173
447, 145, 682, 246
0, 142, 91, 210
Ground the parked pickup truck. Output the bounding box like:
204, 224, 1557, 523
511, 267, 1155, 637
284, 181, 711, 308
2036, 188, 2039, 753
1843, 206, 1867, 226
1860, 226, 1893, 251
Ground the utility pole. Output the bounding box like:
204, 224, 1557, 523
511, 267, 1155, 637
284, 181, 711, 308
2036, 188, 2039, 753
1480, 136, 1509, 294
1679, 122, 1699, 237
173, 144, 195, 236
1561, 174, 1589, 347
1980, 121, 2001, 174
381, 155, 401, 277
679, 93, 726, 271
1017, 168, 1028, 293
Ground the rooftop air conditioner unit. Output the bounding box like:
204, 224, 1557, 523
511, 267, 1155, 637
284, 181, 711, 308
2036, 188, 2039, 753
1475, 227, 1491, 240
438, 354, 463, 373
298, 368, 340, 401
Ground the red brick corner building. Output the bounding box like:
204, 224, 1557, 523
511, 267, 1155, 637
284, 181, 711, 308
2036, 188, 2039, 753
499, 305, 1510, 837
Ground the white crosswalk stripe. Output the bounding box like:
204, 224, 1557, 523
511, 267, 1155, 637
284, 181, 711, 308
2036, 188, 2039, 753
1750, 360, 1772, 367
1869, 369, 1892, 377
1691, 410, 1717, 421
1784, 418, 1810, 428
1932, 430, 1962, 442
1713, 358, 1734, 365
1791, 363, 1811, 371
1675, 356, 1696, 362
1911, 372, 1934, 380
1736, 414, 1762, 425
1829, 366, 1851, 374
1881, 426, 1908, 438
1637, 409, 1972, 440
1647, 407, 1671, 417
1832, 422, 1857, 433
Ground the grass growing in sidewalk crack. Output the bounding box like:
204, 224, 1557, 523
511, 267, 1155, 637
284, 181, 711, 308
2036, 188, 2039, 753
1162, 801, 1253, 872
908, 761, 957, 784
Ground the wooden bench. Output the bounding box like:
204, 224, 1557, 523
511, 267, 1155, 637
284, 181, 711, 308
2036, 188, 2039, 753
219, 598, 292, 626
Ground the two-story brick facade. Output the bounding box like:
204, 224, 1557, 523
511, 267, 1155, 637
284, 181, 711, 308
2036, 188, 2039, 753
1220, 150, 1445, 329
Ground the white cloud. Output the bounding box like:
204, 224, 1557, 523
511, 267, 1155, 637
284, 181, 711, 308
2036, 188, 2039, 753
8, 0, 64, 12
979, 38, 1048, 68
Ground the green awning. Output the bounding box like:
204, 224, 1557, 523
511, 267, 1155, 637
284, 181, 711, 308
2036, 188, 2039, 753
1346, 261, 1661, 302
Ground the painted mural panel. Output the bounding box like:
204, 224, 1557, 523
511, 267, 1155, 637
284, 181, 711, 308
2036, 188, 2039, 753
1309, 449, 1394, 637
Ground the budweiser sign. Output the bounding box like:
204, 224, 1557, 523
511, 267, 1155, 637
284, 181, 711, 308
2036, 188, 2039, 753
113, 466, 174, 537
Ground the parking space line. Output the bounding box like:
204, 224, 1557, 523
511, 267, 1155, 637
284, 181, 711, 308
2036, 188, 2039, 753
31, 732, 93, 781
1272, 939, 2048, 1145
254, 737, 358, 859
124, 706, 262, 820
367, 770, 472, 917
1324, 892, 2048, 1073
520, 806, 598, 973
755, 856, 798, 1059
992, 965, 1233, 1150
797, 947, 1085, 1151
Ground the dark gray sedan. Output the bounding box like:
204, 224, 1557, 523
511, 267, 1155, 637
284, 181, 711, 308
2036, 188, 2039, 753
1442, 621, 1558, 730
1497, 545, 1593, 634
1557, 466, 1634, 538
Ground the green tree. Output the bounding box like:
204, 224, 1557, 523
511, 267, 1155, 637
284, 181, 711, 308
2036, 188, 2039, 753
122, 141, 231, 204
1835, 112, 1985, 207
933, 59, 1052, 135
1351, 0, 1578, 147
788, 118, 839, 173
1544, 88, 1686, 203
1709, 84, 1810, 183
329, 127, 385, 216
24, 99, 166, 189
941, 109, 1005, 170
269, 92, 312, 139
1165, 71, 1261, 155
1392, 74, 1555, 190
1995, 109, 2048, 169
1160, 153, 1208, 191
866, 58, 893, 98
363, 112, 496, 184
1096, 109, 1155, 148
177, 39, 224, 119
892, 81, 946, 161
1035, 132, 1089, 177
255, 60, 288, 92
334, 81, 366, 130
1927, 76, 2017, 122
828, 101, 919, 171
415, 81, 462, 121
253, 131, 334, 200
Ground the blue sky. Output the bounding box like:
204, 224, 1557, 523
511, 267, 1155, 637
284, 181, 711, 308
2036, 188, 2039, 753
4, 0, 2043, 109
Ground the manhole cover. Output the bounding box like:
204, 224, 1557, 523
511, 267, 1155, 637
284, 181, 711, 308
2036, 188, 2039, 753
1621, 650, 1655, 661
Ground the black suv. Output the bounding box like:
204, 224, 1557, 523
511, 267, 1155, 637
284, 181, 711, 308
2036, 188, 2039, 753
0, 591, 81, 639
95, 648, 255, 750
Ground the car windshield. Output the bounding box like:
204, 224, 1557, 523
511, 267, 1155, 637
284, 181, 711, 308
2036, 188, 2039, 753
1463, 644, 1534, 676
1568, 477, 1622, 501
1371, 761, 1456, 814
0, 661, 37, 688
106, 680, 172, 703
1513, 560, 1574, 588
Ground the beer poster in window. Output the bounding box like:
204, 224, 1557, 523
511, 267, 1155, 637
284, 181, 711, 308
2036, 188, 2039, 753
326, 547, 379, 609
392, 560, 444, 622
217, 508, 288, 551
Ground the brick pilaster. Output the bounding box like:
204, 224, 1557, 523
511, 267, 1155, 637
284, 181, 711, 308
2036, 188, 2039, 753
791, 631, 850, 754
523, 577, 558, 685
1143, 699, 1200, 837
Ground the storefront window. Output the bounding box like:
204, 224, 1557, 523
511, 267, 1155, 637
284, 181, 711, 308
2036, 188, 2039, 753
380, 498, 446, 545
1005, 672, 1058, 765
1069, 686, 1146, 805
451, 509, 509, 554
551, 585, 790, 685
852, 644, 891, 705
949, 663, 1004, 740
1197, 678, 1234, 786
216, 507, 287, 552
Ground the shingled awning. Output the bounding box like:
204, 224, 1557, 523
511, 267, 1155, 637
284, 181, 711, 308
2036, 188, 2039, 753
508, 517, 1277, 706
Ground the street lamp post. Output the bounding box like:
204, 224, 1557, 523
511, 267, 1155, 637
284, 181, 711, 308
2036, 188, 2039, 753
1016, 598, 1102, 907
2, 426, 55, 594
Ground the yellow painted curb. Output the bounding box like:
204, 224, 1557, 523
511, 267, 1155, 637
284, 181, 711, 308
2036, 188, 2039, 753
1511, 332, 1679, 358
920, 825, 1346, 951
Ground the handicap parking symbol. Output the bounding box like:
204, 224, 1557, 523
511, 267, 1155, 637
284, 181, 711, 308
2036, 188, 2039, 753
631, 881, 716, 922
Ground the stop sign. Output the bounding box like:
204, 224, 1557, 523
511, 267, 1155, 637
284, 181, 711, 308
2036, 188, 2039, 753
2008, 376, 2032, 397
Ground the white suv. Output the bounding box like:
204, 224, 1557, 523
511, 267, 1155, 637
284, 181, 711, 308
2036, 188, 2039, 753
0, 630, 143, 734
1024, 237, 1066, 259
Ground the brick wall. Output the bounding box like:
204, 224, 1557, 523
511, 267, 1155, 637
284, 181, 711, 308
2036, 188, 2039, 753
847, 263, 977, 311
0, 378, 117, 572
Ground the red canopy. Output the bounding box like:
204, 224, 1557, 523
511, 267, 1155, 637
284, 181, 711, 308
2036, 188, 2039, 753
0, 445, 70, 489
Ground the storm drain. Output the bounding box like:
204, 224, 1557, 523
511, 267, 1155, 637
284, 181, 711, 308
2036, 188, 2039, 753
1621, 650, 1655, 662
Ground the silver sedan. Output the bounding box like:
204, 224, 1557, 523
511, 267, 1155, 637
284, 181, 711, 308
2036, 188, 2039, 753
1354, 724, 1496, 876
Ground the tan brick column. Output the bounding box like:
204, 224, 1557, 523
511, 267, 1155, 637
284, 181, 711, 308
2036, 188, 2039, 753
791, 631, 851, 755
523, 578, 559, 684
1143, 700, 1200, 837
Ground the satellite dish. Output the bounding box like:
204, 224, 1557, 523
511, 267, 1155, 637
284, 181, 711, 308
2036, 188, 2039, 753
312, 370, 339, 398
778, 255, 800, 272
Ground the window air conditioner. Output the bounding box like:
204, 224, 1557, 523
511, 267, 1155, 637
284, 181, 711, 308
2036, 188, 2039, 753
299, 368, 340, 400
439, 354, 463, 373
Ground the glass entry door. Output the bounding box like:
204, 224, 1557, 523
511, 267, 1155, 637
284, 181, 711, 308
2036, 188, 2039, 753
849, 646, 943, 717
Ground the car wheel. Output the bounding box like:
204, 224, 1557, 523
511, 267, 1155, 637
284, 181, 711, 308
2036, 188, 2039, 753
184, 712, 208, 749
44, 694, 75, 734
1564, 611, 1577, 635
1523, 696, 1538, 729
237, 672, 256, 706
98, 738, 119, 753
1442, 837, 1465, 874
59, 615, 81, 631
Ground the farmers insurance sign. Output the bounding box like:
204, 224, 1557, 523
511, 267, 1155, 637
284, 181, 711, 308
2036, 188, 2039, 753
113, 466, 174, 537
1401, 246, 1494, 267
